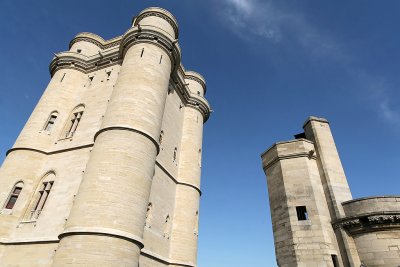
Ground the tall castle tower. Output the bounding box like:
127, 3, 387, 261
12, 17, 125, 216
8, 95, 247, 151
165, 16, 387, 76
0, 7, 211, 266
261, 117, 400, 267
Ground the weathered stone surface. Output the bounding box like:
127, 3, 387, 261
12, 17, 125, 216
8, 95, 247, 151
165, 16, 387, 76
0, 7, 211, 267
262, 117, 400, 267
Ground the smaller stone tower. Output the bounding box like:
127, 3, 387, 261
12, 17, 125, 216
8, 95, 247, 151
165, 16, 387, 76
262, 117, 400, 267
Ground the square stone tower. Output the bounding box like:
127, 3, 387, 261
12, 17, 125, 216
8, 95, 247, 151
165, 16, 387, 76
0, 7, 211, 267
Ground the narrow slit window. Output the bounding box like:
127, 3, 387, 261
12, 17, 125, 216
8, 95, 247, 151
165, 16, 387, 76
44, 113, 58, 132
145, 203, 152, 228
31, 181, 53, 219
141, 48, 144, 57
296, 206, 308, 221
4, 183, 23, 210
173, 147, 177, 161
61, 73, 66, 82
164, 215, 171, 238
106, 71, 111, 80
159, 55, 163, 64
331, 255, 339, 267
159, 130, 164, 144
194, 210, 199, 236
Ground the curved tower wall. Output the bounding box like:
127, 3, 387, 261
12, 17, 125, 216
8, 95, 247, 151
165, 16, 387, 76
52, 10, 176, 266
169, 75, 205, 266
341, 197, 400, 267
0, 7, 211, 267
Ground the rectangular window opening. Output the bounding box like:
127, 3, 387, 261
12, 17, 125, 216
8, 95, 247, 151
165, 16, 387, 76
331, 255, 339, 267
296, 206, 308, 221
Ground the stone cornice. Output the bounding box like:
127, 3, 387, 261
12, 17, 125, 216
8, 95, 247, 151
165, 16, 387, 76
185, 71, 207, 95
262, 151, 317, 171
133, 7, 179, 39
332, 211, 400, 235
173, 78, 211, 122
119, 26, 181, 72
50, 50, 121, 76
69, 32, 122, 50
51, 30, 211, 123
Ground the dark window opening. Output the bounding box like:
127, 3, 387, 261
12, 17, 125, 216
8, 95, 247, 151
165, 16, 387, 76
44, 114, 57, 132
331, 255, 339, 267
296, 206, 308, 221
5, 186, 22, 209
294, 132, 306, 139
77, 49, 82, 53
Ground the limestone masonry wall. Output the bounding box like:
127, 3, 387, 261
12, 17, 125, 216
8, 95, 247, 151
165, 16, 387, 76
0, 7, 211, 267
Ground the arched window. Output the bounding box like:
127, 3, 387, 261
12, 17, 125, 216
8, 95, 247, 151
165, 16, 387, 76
64, 105, 84, 138
43, 111, 58, 132
30, 172, 55, 220
145, 203, 153, 228
4, 181, 23, 210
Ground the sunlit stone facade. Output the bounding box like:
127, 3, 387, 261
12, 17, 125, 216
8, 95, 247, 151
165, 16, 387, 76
0, 7, 211, 267
262, 117, 400, 267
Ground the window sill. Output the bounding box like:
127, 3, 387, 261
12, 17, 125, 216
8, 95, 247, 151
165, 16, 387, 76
0, 209, 13, 215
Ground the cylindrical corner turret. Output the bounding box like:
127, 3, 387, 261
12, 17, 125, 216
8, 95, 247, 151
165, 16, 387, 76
53, 7, 177, 266
185, 71, 207, 96
168, 70, 206, 266
133, 7, 179, 40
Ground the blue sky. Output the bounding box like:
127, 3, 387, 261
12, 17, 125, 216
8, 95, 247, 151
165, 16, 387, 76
1, 1, 400, 266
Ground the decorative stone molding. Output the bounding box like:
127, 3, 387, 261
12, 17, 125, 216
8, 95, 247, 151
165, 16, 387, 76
51, 30, 211, 123
263, 149, 317, 171
120, 26, 181, 71
69, 32, 122, 50
332, 212, 400, 235
185, 71, 207, 94
133, 7, 179, 39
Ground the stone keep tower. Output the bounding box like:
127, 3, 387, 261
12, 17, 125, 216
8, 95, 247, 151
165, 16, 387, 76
261, 117, 400, 267
0, 7, 211, 267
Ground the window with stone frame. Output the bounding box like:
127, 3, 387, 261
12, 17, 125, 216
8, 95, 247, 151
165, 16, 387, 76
296, 206, 309, 221
63, 105, 84, 138
4, 182, 23, 210
31, 181, 54, 220
43, 112, 58, 132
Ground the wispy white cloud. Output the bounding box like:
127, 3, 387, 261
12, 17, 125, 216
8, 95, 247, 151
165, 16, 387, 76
221, 0, 400, 128
222, 0, 342, 58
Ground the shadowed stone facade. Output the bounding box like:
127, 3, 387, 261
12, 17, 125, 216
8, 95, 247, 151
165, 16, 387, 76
261, 116, 400, 267
0, 7, 211, 266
